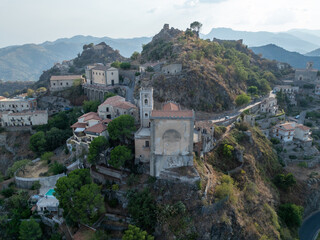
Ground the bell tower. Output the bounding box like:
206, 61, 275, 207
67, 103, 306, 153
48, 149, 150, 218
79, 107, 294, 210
139, 88, 153, 128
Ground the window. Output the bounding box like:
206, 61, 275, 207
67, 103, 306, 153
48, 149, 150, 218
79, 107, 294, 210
111, 72, 114, 75
145, 113, 148, 118
106, 107, 109, 112
60, 83, 63, 85
144, 99, 148, 105
66, 82, 69, 85
53, 83, 56, 86
145, 141, 149, 147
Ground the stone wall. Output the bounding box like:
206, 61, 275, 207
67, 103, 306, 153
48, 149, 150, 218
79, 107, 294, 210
15, 173, 65, 189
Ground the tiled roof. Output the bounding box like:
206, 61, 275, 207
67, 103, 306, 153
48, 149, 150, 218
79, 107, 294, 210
50, 75, 83, 81
78, 112, 102, 122
71, 122, 87, 128
85, 122, 107, 134
296, 124, 310, 131
163, 102, 180, 111
92, 65, 109, 71
114, 101, 137, 110
100, 95, 125, 106
102, 119, 112, 124
151, 110, 194, 118
276, 123, 295, 131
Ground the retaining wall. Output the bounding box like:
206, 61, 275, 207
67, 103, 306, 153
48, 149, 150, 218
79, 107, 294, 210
15, 173, 65, 189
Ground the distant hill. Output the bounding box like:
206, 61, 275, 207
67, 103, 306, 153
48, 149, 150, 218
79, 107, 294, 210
305, 48, 320, 57
0, 35, 151, 82
201, 28, 320, 54
250, 44, 320, 69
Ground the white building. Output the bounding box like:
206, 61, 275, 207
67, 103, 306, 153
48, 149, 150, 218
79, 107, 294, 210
315, 85, 320, 95
273, 122, 312, 143
273, 122, 295, 142
0, 110, 48, 127
0, 97, 37, 112
294, 124, 312, 141
97, 96, 138, 122
85, 64, 119, 86
260, 97, 278, 115
273, 85, 299, 94
50, 75, 84, 92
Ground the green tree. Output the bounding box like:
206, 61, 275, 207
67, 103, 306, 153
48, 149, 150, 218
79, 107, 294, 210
274, 173, 296, 191
49, 162, 67, 175
127, 189, 157, 233
88, 136, 109, 164
29, 131, 46, 154
3, 92, 9, 97
122, 225, 154, 240
83, 100, 100, 113
131, 51, 140, 61
19, 219, 42, 240
27, 89, 34, 98
222, 144, 234, 157
111, 61, 121, 68
190, 21, 203, 37
41, 152, 54, 162
45, 127, 71, 151
258, 78, 271, 95
235, 94, 251, 106
104, 92, 117, 101
109, 145, 131, 169
247, 86, 258, 95
72, 183, 105, 224
278, 203, 303, 228
120, 62, 131, 70
108, 115, 136, 143
7, 159, 31, 177
54, 169, 92, 223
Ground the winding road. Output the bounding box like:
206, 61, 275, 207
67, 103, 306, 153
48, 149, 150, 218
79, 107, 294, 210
299, 211, 320, 240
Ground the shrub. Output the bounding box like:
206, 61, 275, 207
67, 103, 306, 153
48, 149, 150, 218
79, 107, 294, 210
112, 184, 119, 191
289, 155, 297, 160
49, 162, 67, 175
235, 94, 251, 106
1, 187, 15, 198
278, 203, 303, 228
274, 173, 296, 191
270, 138, 280, 145
31, 181, 41, 190
120, 62, 131, 70
41, 152, 54, 164
7, 159, 31, 177
222, 144, 234, 158
298, 162, 308, 168
215, 175, 237, 203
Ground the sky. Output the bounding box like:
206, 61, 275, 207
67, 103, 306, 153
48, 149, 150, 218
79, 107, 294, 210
0, 0, 319, 48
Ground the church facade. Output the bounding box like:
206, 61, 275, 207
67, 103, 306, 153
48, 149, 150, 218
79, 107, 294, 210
134, 88, 195, 177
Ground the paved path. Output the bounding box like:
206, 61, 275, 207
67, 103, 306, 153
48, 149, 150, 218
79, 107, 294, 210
299, 210, 320, 240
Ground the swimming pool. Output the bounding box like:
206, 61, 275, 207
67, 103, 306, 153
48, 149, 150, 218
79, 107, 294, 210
45, 189, 55, 196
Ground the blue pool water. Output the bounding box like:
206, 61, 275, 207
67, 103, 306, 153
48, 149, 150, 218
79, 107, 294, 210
45, 189, 55, 196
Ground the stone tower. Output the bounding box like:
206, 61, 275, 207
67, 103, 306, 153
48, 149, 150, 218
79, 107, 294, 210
140, 88, 153, 128
307, 62, 313, 70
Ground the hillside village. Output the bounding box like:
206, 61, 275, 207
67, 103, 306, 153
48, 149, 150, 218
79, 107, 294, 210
2, 24, 320, 240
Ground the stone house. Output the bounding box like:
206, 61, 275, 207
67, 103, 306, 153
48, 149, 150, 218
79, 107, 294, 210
134, 88, 195, 177
71, 112, 110, 143
272, 122, 295, 142
0, 110, 48, 127
139, 62, 163, 73
0, 97, 37, 112
294, 62, 320, 82
97, 96, 138, 122
260, 97, 278, 115
193, 121, 215, 157
161, 64, 182, 74
85, 64, 119, 86
273, 85, 299, 106
50, 75, 84, 92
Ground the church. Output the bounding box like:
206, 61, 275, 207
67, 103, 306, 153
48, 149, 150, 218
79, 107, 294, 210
134, 88, 195, 177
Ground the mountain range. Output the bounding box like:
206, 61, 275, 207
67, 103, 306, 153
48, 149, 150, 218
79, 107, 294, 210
1, 27, 320, 82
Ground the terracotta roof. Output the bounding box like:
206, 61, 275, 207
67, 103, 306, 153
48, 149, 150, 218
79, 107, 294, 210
85, 122, 107, 134
78, 112, 102, 122
276, 123, 295, 131
151, 110, 194, 118
71, 122, 87, 128
163, 102, 180, 111
50, 75, 83, 81
114, 101, 137, 110
102, 119, 112, 124
100, 95, 124, 106
296, 124, 310, 131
